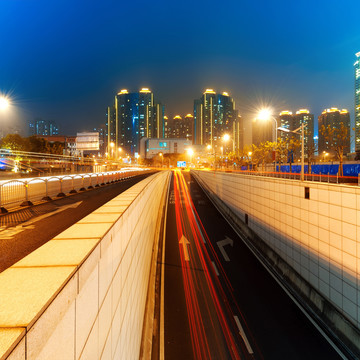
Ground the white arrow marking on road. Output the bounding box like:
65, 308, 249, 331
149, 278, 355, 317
179, 235, 190, 261
234, 316, 254, 354
217, 236, 234, 262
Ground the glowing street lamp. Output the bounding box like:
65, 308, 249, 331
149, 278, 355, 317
322, 151, 329, 162
0, 97, 9, 111
187, 148, 194, 166
248, 151, 252, 170
223, 133, 230, 142
223, 133, 235, 154
258, 108, 277, 143
109, 142, 115, 159
258, 109, 278, 171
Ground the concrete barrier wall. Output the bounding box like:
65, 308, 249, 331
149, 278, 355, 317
192, 170, 360, 351
0, 170, 170, 360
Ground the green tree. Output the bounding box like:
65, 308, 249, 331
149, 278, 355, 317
0, 134, 27, 151
320, 122, 350, 176
49, 141, 64, 155
275, 138, 288, 170
26, 136, 49, 152
287, 136, 301, 172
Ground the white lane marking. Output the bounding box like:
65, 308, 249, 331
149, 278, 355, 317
234, 315, 254, 354
179, 235, 190, 261
217, 236, 234, 261
212, 261, 219, 276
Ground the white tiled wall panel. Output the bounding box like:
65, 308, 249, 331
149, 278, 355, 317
193, 170, 360, 329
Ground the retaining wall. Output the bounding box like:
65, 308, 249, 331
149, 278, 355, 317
192, 169, 360, 356
0, 170, 170, 360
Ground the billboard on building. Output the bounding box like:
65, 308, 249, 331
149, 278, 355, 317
76, 132, 99, 150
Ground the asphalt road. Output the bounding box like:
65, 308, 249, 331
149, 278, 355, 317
0, 172, 153, 273
163, 170, 343, 359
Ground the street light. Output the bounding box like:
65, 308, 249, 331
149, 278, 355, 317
248, 151, 252, 170
277, 123, 306, 181
0, 97, 9, 111
187, 148, 194, 166
159, 152, 163, 167
223, 133, 235, 153
258, 109, 278, 171
109, 142, 115, 159
322, 151, 329, 162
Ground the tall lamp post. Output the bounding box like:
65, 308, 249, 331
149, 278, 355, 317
278, 123, 306, 181
109, 142, 115, 159
258, 109, 278, 171
223, 133, 235, 168
187, 148, 194, 167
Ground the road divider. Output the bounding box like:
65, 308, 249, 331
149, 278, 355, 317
0, 170, 170, 360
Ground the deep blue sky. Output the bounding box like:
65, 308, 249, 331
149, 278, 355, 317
1, 0, 359, 145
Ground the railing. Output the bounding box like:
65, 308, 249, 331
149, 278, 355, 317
210, 168, 358, 184
0, 169, 150, 213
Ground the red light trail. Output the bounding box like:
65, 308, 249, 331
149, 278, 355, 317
172, 169, 255, 359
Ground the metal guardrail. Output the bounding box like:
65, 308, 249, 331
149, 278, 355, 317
0, 169, 147, 213
209, 168, 359, 185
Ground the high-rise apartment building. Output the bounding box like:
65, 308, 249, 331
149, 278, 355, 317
355, 52, 360, 153
194, 89, 239, 151
171, 115, 182, 138
109, 88, 165, 155
163, 116, 170, 138
277, 110, 294, 141
171, 114, 194, 141
293, 109, 314, 154
29, 118, 59, 136
318, 108, 350, 155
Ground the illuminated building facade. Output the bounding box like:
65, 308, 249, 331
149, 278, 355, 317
29, 118, 59, 136
278, 110, 293, 129
293, 109, 314, 154
277, 110, 294, 141
355, 52, 360, 153
171, 114, 194, 141
109, 88, 165, 155
318, 108, 350, 155
194, 89, 239, 151
163, 116, 170, 138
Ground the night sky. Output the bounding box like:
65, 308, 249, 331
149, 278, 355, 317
1, 0, 359, 146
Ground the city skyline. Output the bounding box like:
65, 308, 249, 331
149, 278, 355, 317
0, 0, 359, 144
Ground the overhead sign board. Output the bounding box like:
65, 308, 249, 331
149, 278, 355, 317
177, 161, 186, 168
